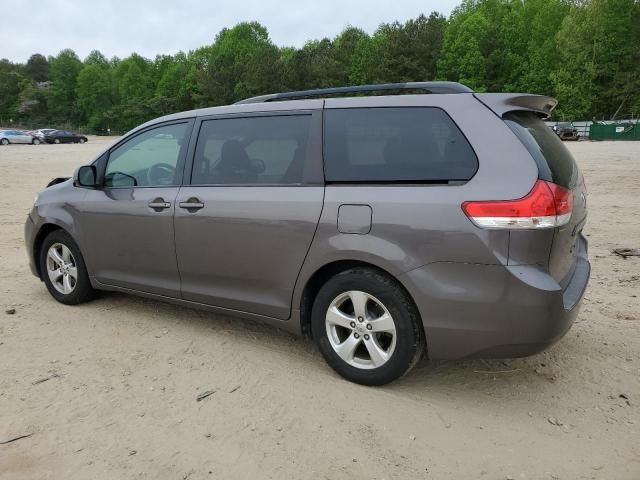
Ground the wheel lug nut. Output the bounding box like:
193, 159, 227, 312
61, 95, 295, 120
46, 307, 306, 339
350, 321, 356, 328
354, 333, 360, 339
358, 317, 364, 322
364, 334, 370, 340
366, 324, 372, 330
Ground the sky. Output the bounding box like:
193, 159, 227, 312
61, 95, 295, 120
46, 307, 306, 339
1, 0, 460, 63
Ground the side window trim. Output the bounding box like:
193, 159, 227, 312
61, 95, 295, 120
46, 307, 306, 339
101, 118, 195, 189
184, 110, 323, 187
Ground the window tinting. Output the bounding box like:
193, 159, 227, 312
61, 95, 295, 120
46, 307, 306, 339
323, 107, 477, 183
105, 123, 188, 187
191, 115, 311, 185
504, 111, 578, 188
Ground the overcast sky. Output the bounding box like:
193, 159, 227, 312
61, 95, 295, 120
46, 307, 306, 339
1, 0, 460, 63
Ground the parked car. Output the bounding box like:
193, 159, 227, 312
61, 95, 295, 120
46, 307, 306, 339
24, 82, 590, 385
44, 130, 88, 144
0, 129, 41, 145
31, 129, 56, 141
553, 122, 580, 141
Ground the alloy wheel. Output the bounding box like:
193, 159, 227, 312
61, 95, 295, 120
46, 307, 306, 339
325, 290, 397, 369
46, 243, 78, 294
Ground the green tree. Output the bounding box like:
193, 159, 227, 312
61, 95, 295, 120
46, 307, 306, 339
552, 0, 640, 119
25, 54, 49, 82
197, 22, 281, 105
48, 49, 83, 123
77, 63, 113, 130
0, 60, 25, 121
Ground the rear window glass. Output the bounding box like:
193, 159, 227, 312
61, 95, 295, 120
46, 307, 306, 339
323, 107, 478, 183
504, 111, 579, 188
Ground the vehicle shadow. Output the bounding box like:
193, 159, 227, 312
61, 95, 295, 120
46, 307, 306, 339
91, 291, 587, 401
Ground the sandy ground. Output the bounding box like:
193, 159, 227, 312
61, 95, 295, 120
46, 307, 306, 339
0, 138, 639, 480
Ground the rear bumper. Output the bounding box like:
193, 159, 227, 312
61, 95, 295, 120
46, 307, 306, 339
400, 236, 590, 360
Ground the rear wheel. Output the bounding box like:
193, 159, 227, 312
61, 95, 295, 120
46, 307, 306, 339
53, 138, 61, 144
311, 268, 424, 386
79, 138, 86, 144
0, 138, 9, 145
32, 138, 41, 145
39, 230, 96, 305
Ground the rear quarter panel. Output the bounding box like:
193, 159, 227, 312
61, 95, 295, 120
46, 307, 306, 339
292, 94, 540, 315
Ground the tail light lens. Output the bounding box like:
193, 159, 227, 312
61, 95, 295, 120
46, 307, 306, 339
462, 180, 573, 229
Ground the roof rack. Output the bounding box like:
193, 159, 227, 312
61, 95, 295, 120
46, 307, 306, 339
234, 82, 473, 104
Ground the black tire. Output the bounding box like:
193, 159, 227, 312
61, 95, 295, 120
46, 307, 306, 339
0, 138, 9, 145
39, 230, 96, 305
311, 267, 425, 386
32, 138, 41, 145
79, 138, 86, 144
54, 138, 61, 144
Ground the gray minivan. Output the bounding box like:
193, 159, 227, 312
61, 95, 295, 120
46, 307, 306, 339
25, 82, 590, 385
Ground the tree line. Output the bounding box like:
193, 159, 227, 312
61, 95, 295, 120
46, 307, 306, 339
1, 0, 638, 133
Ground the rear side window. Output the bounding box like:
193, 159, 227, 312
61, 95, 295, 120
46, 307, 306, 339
323, 107, 477, 183
191, 115, 311, 185
504, 111, 579, 188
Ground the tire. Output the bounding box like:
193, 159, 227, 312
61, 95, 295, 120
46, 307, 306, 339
39, 230, 96, 305
54, 138, 61, 144
32, 138, 41, 145
79, 138, 86, 144
311, 267, 425, 386
0, 138, 9, 145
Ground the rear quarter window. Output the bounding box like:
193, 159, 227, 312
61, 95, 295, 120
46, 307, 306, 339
504, 111, 579, 188
323, 107, 478, 183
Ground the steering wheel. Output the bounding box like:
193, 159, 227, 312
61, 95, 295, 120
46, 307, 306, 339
147, 163, 176, 186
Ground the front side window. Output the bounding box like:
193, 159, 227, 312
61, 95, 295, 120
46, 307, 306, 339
104, 123, 188, 188
191, 115, 311, 185
324, 107, 478, 183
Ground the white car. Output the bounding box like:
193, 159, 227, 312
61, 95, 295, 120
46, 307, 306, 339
0, 130, 40, 145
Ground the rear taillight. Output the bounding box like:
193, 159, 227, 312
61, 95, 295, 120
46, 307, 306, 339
462, 180, 573, 229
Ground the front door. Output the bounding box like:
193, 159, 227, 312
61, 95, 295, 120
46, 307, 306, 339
80, 120, 193, 297
174, 112, 324, 319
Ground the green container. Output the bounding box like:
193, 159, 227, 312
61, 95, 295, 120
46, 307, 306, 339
589, 122, 640, 140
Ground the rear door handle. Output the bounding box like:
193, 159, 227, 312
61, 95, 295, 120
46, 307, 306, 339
148, 199, 171, 210
179, 198, 205, 211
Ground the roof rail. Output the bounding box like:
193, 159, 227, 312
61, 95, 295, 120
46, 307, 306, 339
234, 82, 473, 104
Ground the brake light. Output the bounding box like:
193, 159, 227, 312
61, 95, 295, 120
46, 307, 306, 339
462, 180, 573, 229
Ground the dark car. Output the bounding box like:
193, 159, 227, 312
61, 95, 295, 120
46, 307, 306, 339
553, 122, 580, 141
44, 130, 88, 144
24, 82, 590, 385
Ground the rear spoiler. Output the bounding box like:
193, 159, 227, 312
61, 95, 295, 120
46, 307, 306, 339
474, 93, 557, 119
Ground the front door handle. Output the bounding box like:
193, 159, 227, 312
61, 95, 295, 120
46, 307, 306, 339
179, 197, 205, 211
148, 199, 171, 211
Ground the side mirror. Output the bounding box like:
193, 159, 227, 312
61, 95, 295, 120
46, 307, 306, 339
75, 165, 97, 188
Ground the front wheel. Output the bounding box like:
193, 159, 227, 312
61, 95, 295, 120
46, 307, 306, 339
311, 268, 424, 386
32, 138, 41, 145
0, 138, 9, 145
39, 230, 96, 305
53, 138, 61, 144
79, 138, 86, 144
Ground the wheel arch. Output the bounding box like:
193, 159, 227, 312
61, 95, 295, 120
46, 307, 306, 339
298, 259, 421, 338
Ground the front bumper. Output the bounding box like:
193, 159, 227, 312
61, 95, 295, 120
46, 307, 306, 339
24, 214, 39, 278
400, 236, 590, 360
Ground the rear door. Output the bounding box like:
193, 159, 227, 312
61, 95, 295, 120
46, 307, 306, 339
174, 110, 324, 319
504, 111, 587, 283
